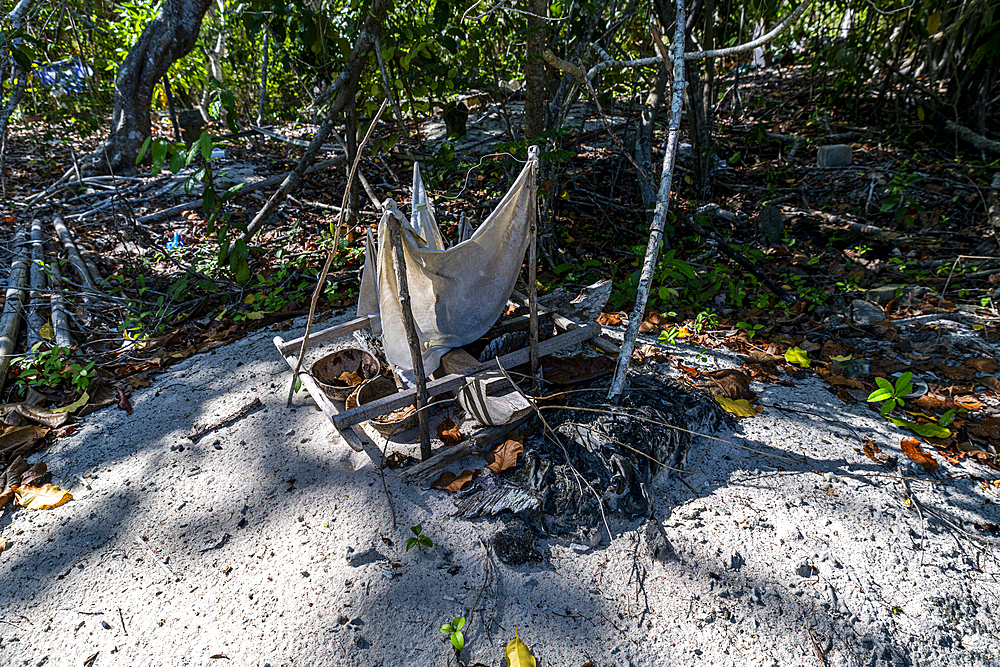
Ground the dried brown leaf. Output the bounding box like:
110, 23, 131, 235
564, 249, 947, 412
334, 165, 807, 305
432, 469, 479, 492
969, 417, 1000, 442
486, 439, 523, 475
540, 355, 616, 385
436, 419, 464, 447
707, 369, 756, 400
900, 437, 938, 472
336, 371, 365, 387
0, 425, 48, 453
964, 358, 999, 374
0, 404, 69, 428
862, 440, 894, 466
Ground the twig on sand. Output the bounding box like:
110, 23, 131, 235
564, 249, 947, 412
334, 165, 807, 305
134, 536, 177, 582
376, 433, 397, 530
806, 625, 829, 667
187, 397, 263, 441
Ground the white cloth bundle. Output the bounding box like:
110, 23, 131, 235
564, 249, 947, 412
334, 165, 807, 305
358, 155, 537, 385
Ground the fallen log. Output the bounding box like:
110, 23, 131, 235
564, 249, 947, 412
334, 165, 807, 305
0, 226, 30, 394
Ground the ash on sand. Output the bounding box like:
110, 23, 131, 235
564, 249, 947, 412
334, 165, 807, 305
457, 369, 732, 561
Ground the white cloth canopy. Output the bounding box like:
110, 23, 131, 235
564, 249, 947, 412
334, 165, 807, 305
358, 152, 538, 385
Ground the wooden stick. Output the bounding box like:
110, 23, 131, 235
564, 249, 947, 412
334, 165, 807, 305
285, 99, 389, 407
0, 226, 29, 394
527, 145, 541, 392
400, 415, 532, 484
187, 397, 263, 440
332, 324, 598, 429
384, 208, 432, 460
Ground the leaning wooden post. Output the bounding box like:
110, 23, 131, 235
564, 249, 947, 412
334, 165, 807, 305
384, 208, 432, 460
606, 0, 687, 403
527, 145, 541, 391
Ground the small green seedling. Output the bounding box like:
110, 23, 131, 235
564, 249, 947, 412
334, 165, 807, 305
440, 616, 465, 652
867, 372, 914, 416
406, 524, 433, 551
735, 321, 764, 339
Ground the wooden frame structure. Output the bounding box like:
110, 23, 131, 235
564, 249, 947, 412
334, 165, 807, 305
272, 145, 615, 472
273, 317, 604, 469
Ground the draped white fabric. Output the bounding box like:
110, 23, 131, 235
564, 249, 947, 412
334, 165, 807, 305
357, 157, 536, 385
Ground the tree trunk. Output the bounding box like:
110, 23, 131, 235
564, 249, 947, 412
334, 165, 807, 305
636, 66, 667, 214
82, 0, 214, 175
523, 0, 547, 141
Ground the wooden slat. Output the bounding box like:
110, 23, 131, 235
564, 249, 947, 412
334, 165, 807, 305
331, 324, 599, 429
273, 335, 383, 463
277, 315, 373, 356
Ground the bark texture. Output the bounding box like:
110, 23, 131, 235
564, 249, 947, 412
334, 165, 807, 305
523, 0, 547, 141
83, 0, 214, 175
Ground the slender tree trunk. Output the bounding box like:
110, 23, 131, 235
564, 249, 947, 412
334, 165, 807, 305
257, 26, 269, 125
82, 0, 214, 175
523, 0, 547, 141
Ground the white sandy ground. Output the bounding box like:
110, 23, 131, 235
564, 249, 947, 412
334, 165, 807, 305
1, 311, 999, 667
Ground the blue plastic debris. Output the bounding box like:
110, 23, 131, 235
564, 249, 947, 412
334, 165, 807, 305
33, 58, 94, 94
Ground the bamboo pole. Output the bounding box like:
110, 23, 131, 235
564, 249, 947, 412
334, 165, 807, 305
606, 0, 687, 403
26, 218, 46, 350
46, 242, 72, 349
0, 226, 30, 394
527, 145, 541, 391
52, 215, 98, 321
384, 208, 432, 460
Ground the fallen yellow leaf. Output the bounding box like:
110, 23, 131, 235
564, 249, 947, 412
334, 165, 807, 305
829, 354, 852, 362
12, 484, 72, 510
505, 634, 537, 667
713, 395, 759, 418
51, 392, 90, 414
785, 346, 811, 368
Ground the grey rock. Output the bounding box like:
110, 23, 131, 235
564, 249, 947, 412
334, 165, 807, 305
354, 635, 370, 650
349, 617, 364, 626
344, 545, 381, 566
757, 205, 784, 246
817, 144, 853, 168
865, 284, 933, 306
726, 552, 745, 570
644, 518, 677, 563
850, 299, 886, 324
794, 558, 816, 578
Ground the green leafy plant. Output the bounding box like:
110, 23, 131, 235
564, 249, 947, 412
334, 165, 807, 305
867, 372, 913, 416
440, 616, 465, 652
880, 172, 925, 224
13, 344, 95, 394
735, 321, 764, 339
406, 524, 433, 551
